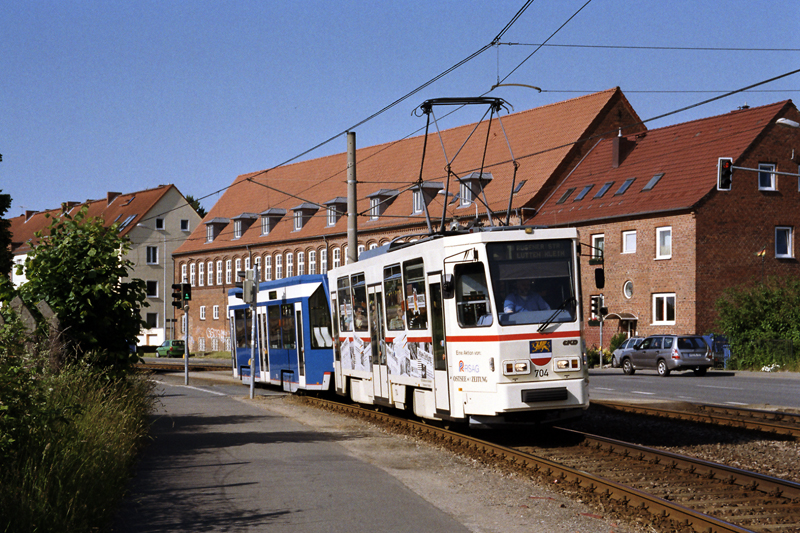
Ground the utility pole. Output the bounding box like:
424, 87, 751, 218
347, 131, 358, 264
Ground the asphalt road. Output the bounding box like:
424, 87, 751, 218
588, 367, 800, 409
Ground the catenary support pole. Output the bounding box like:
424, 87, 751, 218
347, 131, 358, 264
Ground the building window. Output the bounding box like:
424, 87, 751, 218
656, 227, 672, 259
759, 163, 776, 191
181, 264, 187, 283
344, 246, 349, 265
593, 181, 614, 199
146, 280, 158, 298
181, 219, 189, 231
776, 226, 794, 258
254, 257, 261, 280
233, 220, 243, 239
190, 263, 196, 286
309, 250, 317, 275
333, 248, 341, 269
216, 260, 223, 285
370, 197, 380, 220
321, 249, 328, 273
574, 185, 594, 201
213, 305, 219, 320
235, 259, 242, 280
206, 225, 214, 243
245, 257, 250, 271
298, 252, 305, 276
265, 255, 272, 281
286, 253, 294, 278
652, 293, 676, 325
591, 234, 604, 259
276, 254, 283, 279
460, 181, 473, 207
261, 217, 270, 235
146, 246, 158, 265
155, 218, 164, 230
146, 313, 158, 329
327, 206, 337, 226
207, 261, 213, 286
412, 189, 424, 214
623, 280, 634, 299
622, 230, 637, 254
198, 262, 204, 286
225, 260, 232, 284
294, 212, 302, 231
200, 306, 206, 320
556, 188, 575, 204
615, 178, 635, 196
357, 245, 364, 259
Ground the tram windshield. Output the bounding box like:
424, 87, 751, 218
487, 239, 576, 326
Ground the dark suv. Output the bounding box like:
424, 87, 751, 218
620, 335, 712, 377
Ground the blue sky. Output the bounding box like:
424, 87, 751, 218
3, 0, 799, 216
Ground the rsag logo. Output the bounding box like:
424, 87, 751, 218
458, 360, 480, 373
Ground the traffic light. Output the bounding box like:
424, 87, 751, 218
182, 282, 191, 302
171, 283, 183, 308
717, 158, 733, 191
590, 297, 599, 318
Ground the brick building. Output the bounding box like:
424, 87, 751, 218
532, 100, 800, 348
172, 88, 643, 353
8, 185, 201, 347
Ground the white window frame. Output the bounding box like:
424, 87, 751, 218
412, 189, 424, 214
225, 260, 232, 284
333, 248, 341, 269
146, 246, 158, 265
327, 206, 337, 226
652, 293, 676, 325
276, 254, 283, 279
190, 263, 196, 286
198, 262, 204, 286
286, 252, 294, 278
321, 249, 328, 273
233, 220, 242, 239
591, 234, 604, 259
460, 181, 473, 207
357, 245, 364, 259
216, 260, 223, 285
370, 197, 380, 220
206, 225, 214, 243
200, 306, 206, 320
622, 230, 637, 254
759, 163, 776, 191
776, 226, 794, 258
181, 264, 187, 283
261, 216, 270, 235
245, 257, 250, 271
180, 219, 190, 232
298, 251, 305, 276
213, 305, 219, 320
309, 250, 316, 275
656, 226, 672, 260
235, 258, 242, 279
265, 255, 272, 281
294, 211, 303, 231
207, 261, 213, 286
254, 257, 261, 280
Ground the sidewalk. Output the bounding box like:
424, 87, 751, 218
112, 373, 472, 533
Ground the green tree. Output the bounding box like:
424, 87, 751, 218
185, 194, 207, 218
0, 190, 13, 278
16, 206, 147, 373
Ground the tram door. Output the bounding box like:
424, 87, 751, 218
267, 302, 299, 392
258, 311, 269, 379
428, 273, 450, 412
368, 286, 389, 400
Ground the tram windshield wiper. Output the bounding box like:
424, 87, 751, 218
537, 296, 576, 333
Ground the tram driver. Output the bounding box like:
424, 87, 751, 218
503, 279, 550, 313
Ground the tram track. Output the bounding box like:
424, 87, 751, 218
592, 400, 800, 440
136, 361, 231, 372
303, 395, 800, 533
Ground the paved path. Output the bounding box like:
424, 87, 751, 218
113, 376, 470, 533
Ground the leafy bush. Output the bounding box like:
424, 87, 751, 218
609, 332, 628, 354
586, 345, 612, 367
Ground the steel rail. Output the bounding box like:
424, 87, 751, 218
307, 397, 763, 533
137, 362, 231, 372
592, 400, 800, 440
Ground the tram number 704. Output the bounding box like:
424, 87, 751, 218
532, 368, 549, 378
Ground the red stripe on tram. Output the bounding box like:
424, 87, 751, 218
446, 330, 580, 343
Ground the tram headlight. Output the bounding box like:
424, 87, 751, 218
503, 360, 530, 375
554, 357, 581, 372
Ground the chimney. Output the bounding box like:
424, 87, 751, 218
61, 201, 80, 213
612, 130, 636, 168
107, 191, 121, 205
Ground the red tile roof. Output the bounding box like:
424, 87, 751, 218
9, 185, 175, 254
533, 101, 793, 226
176, 88, 637, 255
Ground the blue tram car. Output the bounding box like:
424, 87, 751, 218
228, 274, 334, 392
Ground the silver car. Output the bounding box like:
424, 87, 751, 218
611, 337, 643, 368
620, 335, 712, 377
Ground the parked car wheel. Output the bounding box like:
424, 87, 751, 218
611, 355, 618, 368
621, 358, 635, 375
693, 367, 708, 376
657, 359, 671, 377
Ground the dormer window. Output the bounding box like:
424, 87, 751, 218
260, 208, 286, 235
366, 189, 398, 221
292, 203, 319, 232
457, 172, 492, 208
232, 213, 257, 239
324, 197, 346, 227
204, 217, 230, 243
411, 182, 442, 215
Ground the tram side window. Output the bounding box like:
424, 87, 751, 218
455, 263, 493, 328
234, 309, 250, 347
384, 265, 405, 331
268, 305, 282, 349
403, 259, 428, 330
281, 304, 296, 349
309, 285, 333, 348
351, 273, 368, 332
337, 277, 353, 332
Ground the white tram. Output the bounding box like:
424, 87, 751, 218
329, 226, 591, 424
